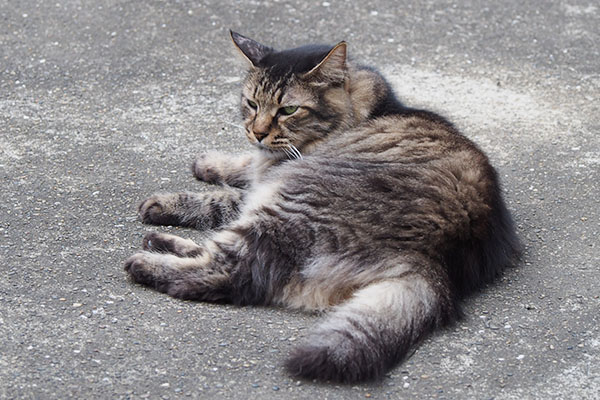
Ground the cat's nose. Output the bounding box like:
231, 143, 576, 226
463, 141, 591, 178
253, 130, 268, 142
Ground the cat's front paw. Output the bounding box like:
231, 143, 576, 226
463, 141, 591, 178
192, 152, 224, 184
142, 232, 204, 257
142, 232, 173, 253
138, 194, 181, 226
124, 252, 163, 289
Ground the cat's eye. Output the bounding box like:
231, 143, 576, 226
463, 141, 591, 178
280, 106, 298, 115
247, 99, 258, 109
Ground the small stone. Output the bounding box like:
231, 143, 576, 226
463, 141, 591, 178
72, 303, 82, 307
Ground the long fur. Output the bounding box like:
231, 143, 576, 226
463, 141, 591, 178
125, 32, 521, 383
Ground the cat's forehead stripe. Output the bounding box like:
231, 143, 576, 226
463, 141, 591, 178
252, 70, 290, 104
275, 89, 284, 105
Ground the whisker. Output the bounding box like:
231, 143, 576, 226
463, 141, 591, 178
289, 144, 303, 160
219, 120, 246, 131
282, 147, 294, 160
284, 144, 295, 160
286, 144, 299, 160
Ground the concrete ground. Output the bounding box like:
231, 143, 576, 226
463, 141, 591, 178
1, 0, 598, 398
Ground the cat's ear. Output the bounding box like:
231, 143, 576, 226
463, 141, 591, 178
230, 30, 272, 67
303, 42, 347, 81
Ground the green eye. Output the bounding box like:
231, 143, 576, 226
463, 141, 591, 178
247, 99, 258, 109
280, 106, 298, 115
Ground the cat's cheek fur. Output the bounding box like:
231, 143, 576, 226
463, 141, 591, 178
322, 86, 353, 125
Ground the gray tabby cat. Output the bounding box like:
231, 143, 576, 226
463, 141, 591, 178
125, 31, 521, 383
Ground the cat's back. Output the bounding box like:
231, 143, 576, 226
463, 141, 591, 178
319, 113, 483, 165
297, 112, 496, 205
273, 112, 494, 235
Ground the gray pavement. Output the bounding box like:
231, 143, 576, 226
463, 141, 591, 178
1, 0, 599, 398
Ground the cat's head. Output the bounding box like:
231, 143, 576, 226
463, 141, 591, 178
231, 31, 353, 159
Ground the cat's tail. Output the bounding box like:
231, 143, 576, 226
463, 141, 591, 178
285, 271, 456, 382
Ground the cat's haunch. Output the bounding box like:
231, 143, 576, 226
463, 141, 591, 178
125, 31, 521, 383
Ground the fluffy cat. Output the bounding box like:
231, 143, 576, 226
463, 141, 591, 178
125, 31, 521, 383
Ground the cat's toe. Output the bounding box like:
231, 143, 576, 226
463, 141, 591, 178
138, 196, 162, 223
142, 232, 173, 253
124, 253, 154, 285
138, 195, 179, 226
142, 232, 158, 251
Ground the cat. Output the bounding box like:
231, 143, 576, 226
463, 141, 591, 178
125, 31, 522, 383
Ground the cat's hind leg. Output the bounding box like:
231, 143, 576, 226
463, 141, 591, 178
139, 189, 243, 230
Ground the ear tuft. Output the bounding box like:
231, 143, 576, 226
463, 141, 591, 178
230, 30, 272, 67
303, 42, 347, 81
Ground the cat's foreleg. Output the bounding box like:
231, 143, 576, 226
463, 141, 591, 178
138, 189, 243, 230
285, 270, 456, 382
192, 151, 254, 188
125, 230, 243, 302
124, 251, 230, 302
142, 232, 203, 257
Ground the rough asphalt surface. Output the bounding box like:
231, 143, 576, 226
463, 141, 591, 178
1, 0, 599, 398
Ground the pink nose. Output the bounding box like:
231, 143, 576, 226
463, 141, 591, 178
254, 130, 268, 142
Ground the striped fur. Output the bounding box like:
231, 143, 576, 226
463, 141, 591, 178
125, 32, 521, 383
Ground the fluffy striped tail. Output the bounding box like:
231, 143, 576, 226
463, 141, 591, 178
285, 273, 455, 382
